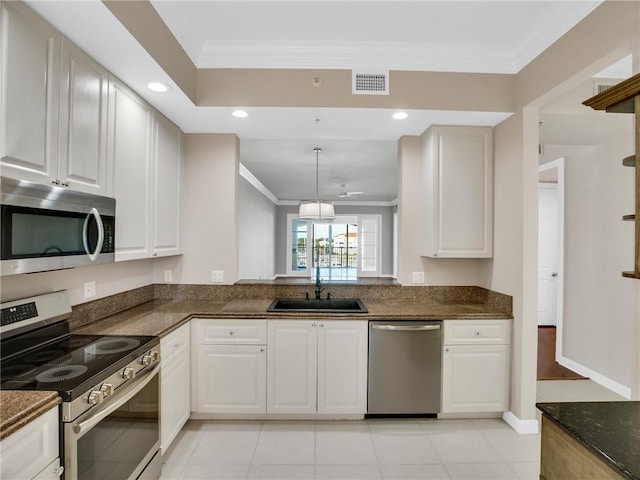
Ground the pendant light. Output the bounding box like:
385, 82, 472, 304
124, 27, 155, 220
298, 147, 335, 220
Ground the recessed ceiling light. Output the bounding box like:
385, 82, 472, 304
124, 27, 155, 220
232, 110, 249, 118
146, 82, 170, 93
392, 112, 408, 120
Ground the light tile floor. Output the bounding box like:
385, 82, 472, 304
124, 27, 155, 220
160, 418, 540, 480
160, 379, 626, 480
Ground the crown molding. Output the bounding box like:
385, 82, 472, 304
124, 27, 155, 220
197, 40, 516, 73
239, 163, 279, 204
278, 199, 397, 207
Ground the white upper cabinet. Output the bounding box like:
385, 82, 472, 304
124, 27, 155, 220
108, 76, 183, 261
1, 1, 61, 185
421, 126, 493, 258
0, 2, 109, 195
57, 39, 109, 195
153, 114, 183, 257
108, 77, 153, 261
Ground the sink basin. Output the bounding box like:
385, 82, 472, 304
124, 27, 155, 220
267, 298, 368, 313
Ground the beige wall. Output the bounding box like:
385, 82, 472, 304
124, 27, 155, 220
166, 133, 240, 284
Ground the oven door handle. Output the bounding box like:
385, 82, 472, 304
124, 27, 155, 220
72, 363, 159, 435
82, 208, 104, 262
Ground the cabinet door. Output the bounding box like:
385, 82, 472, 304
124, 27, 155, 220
422, 126, 493, 258
0, 1, 61, 185
152, 114, 183, 257
32, 458, 62, 480
267, 321, 317, 414
0, 407, 59, 480
108, 77, 153, 261
194, 344, 266, 414
58, 39, 109, 195
161, 348, 190, 453
442, 344, 509, 413
317, 321, 368, 415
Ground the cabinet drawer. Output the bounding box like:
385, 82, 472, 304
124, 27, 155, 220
443, 320, 510, 345
161, 322, 190, 366
192, 319, 267, 345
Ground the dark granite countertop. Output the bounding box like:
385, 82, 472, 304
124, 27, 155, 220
73, 297, 512, 337
537, 401, 640, 480
0, 391, 61, 440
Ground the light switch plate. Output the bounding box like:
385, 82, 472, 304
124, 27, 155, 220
164, 270, 172, 282
412, 271, 425, 284
211, 270, 224, 283
84, 281, 96, 299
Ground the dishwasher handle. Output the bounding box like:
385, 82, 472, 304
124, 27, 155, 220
372, 324, 440, 331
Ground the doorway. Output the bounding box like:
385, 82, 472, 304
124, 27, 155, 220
537, 158, 583, 380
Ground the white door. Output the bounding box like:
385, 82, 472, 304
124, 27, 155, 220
267, 321, 317, 414
317, 321, 368, 415
538, 183, 559, 326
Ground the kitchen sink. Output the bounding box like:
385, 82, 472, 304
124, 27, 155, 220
267, 298, 368, 313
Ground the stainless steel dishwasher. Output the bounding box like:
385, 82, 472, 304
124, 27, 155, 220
367, 320, 442, 415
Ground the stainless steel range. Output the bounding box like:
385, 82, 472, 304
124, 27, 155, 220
0, 291, 161, 480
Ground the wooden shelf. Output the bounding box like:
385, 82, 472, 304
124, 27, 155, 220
584, 73, 640, 279
622, 271, 640, 279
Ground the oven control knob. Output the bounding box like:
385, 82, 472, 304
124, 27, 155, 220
88, 390, 104, 405
141, 350, 159, 366
100, 383, 114, 397
122, 367, 136, 380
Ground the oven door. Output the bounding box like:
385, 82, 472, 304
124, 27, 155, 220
64, 364, 160, 480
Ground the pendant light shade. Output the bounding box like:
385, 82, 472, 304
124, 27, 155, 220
299, 148, 335, 220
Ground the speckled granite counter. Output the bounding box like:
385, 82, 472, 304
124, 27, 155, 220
537, 402, 640, 480
72, 297, 512, 337
0, 391, 60, 440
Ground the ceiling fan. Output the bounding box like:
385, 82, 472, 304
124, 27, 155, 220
338, 184, 364, 198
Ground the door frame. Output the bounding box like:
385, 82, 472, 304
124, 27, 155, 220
538, 157, 565, 362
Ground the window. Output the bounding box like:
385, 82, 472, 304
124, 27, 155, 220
286, 214, 381, 279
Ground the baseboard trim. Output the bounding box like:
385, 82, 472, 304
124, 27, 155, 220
557, 355, 631, 399
502, 411, 539, 435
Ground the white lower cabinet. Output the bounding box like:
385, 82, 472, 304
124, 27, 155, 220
441, 319, 511, 414
160, 323, 190, 454
191, 319, 267, 415
267, 320, 368, 416
267, 320, 317, 414
0, 406, 62, 480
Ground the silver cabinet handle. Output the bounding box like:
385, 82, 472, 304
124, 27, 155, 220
372, 324, 440, 331
53, 466, 64, 476
83, 208, 104, 262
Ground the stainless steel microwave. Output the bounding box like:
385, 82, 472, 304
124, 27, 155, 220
1, 177, 115, 275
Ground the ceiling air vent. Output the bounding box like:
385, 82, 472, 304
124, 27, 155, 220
352, 71, 389, 95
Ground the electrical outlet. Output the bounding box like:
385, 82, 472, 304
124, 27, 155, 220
211, 270, 224, 283
84, 281, 96, 299
412, 271, 425, 284
164, 270, 172, 282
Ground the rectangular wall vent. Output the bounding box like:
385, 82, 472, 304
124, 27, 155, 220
593, 81, 617, 95
352, 71, 389, 95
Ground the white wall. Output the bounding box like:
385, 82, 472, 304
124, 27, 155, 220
0, 259, 154, 305
540, 133, 635, 394
238, 176, 277, 280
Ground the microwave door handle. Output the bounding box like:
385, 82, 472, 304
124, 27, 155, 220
83, 208, 104, 262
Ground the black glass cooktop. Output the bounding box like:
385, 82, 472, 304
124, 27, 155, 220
0, 326, 157, 401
